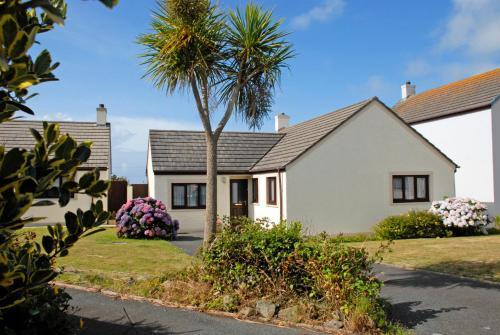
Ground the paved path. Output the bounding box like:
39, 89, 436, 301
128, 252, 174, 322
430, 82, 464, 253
68, 288, 319, 335
376, 264, 500, 335
171, 232, 204, 256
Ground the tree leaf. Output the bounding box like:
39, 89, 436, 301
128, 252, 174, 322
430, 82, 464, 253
34, 49, 52, 75
65, 212, 78, 235
1, 148, 26, 178
82, 210, 95, 228
0, 15, 19, 50
41, 235, 54, 254
6, 101, 34, 115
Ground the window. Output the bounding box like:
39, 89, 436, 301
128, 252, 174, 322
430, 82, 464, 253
252, 178, 259, 203
171, 183, 206, 209
37, 177, 74, 199
392, 175, 429, 203
267, 177, 277, 205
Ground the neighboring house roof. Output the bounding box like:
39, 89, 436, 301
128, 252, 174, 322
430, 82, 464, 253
0, 120, 111, 169
250, 98, 373, 172
394, 68, 500, 124
149, 130, 283, 173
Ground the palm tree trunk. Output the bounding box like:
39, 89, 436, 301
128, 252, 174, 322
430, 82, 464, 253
204, 133, 218, 244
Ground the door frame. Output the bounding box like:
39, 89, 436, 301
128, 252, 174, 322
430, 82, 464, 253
229, 179, 248, 217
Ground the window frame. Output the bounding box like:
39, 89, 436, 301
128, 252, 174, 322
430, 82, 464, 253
252, 178, 259, 203
171, 183, 206, 209
36, 177, 75, 199
266, 177, 277, 205
392, 175, 429, 203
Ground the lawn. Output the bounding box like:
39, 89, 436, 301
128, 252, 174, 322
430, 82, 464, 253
352, 235, 500, 282
23, 227, 196, 297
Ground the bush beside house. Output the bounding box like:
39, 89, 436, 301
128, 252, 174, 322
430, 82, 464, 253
375, 197, 491, 240
374, 211, 447, 240
164, 218, 396, 333
116, 197, 179, 240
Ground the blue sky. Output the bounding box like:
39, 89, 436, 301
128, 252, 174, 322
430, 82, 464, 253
28, 0, 500, 182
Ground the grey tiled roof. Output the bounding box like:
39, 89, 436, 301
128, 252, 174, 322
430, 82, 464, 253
149, 130, 283, 173
0, 120, 111, 169
394, 68, 500, 124
250, 98, 373, 172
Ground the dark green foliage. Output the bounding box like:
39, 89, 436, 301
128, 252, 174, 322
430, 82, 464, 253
201, 218, 382, 315
374, 210, 448, 240
1, 282, 75, 335
0, 0, 118, 333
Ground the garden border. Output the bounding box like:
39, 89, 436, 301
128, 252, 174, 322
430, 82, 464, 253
53, 281, 343, 334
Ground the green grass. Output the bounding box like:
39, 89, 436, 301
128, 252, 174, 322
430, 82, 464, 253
23, 227, 196, 297
351, 235, 500, 282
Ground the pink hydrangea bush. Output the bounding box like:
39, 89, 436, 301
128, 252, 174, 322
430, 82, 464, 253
115, 197, 179, 240
429, 197, 489, 230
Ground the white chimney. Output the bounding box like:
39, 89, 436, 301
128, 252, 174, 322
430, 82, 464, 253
401, 81, 416, 100
275, 113, 290, 132
96, 104, 107, 126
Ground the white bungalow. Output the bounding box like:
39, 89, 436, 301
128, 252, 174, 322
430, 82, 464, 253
147, 97, 456, 233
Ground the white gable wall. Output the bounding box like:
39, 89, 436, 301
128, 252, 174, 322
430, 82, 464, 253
286, 101, 456, 234
413, 108, 494, 203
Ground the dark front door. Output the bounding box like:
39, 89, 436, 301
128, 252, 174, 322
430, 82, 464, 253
230, 179, 248, 217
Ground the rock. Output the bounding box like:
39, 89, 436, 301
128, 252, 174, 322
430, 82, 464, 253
331, 310, 345, 321
278, 305, 301, 323
256, 300, 277, 320
238, 306, 256, 318
324, 319, 344, 330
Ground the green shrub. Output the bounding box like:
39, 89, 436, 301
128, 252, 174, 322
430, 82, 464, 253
374, 210, 448, 240
0, 1, 117, 333
201, 218, 383, 321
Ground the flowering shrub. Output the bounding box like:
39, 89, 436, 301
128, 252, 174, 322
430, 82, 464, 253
430, 197, 489, 229
116, 197, 179, 239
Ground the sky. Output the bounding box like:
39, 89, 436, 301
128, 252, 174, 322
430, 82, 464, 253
27, 0, 500, 182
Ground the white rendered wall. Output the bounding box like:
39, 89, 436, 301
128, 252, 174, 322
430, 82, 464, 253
146, 143, 156, 198
250, 171, 286, 224
151, 173, 252, 232
286, 100, 456, 234
414, 109, 494, 202
24, 170, 109, 224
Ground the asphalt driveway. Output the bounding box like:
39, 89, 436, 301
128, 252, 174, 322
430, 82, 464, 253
376, 264, 500, 335
67, 288, 319, 335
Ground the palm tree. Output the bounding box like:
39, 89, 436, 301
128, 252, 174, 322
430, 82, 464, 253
138, 0, 293, 244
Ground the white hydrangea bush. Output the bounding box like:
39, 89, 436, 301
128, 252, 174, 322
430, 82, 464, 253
429, 197, 489, 228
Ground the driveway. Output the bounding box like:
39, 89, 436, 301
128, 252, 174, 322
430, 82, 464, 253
376, 264, 500, 335
67, 288, 319, 335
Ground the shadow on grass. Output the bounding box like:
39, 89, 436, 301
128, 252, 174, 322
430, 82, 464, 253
375, 263, 500, 290
387, 301, 467, 328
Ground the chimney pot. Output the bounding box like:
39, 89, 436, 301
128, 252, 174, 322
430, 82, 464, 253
401, 81, 416, 100
96, 104, 107, 126
275, 113, 290, 132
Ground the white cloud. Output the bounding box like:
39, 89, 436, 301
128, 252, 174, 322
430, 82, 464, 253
110, 116, 200, 153
438, 0, 500, 56
405, 59, 432, 78
290, 0, 344, 30
350, 75, 392, 98
40, 112, 74, 121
